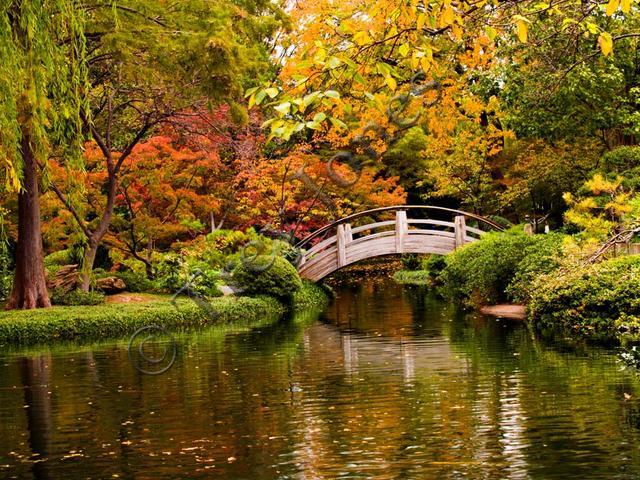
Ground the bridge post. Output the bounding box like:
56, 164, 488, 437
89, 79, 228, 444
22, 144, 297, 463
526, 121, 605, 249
395, 210, 408, 253
336, 223, 349, 268
344, 223, 353, 243
454, 215, 466, 249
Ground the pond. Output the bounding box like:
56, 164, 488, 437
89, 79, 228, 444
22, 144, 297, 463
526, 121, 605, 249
1, 278, 640, 479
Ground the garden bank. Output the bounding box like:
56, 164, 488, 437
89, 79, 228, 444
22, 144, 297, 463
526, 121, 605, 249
0, 281, 329, 346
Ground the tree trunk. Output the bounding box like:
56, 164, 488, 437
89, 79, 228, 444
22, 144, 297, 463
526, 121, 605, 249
7, 130, 51, 309
80, 175, 117, 292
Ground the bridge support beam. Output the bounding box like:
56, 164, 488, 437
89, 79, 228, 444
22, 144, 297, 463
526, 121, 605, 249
454, 215, 466, 249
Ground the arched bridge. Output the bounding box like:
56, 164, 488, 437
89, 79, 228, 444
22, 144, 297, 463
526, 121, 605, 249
295, 205, 503, 281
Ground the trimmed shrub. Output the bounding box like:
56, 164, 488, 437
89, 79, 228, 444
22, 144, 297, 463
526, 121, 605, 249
44, 249, 72, 267
0, 283, 328, 346
528, 255, 640, 338
114, 270, 155, 293
506, 233, 564, 302
233, 255, 302, 300
441, 230, 563, 307
50, 288, 105, 306
423, 254, 447, 281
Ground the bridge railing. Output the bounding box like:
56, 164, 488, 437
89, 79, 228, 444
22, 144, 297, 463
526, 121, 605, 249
296, 206, 503, 281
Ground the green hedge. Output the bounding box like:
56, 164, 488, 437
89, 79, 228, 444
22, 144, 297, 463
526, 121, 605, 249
0, 282, 327, 346
440, 230, 564, 307
233, 255, 302, 300
528, 255, 640, 338
50, 289, 105, 306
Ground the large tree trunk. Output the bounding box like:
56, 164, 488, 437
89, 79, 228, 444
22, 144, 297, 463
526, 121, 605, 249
7, 130, 51, 309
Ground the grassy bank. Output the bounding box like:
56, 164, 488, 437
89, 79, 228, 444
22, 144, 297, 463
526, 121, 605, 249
0, 281, 329, 346
392, 270, 432, 285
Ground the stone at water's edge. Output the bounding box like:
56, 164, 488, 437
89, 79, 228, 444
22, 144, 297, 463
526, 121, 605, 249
219, 285, 239, 296
480, 304, 527, 320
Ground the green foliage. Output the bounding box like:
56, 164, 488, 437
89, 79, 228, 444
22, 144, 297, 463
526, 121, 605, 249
441, 230, 563, 307
291, 281, 331, 308
382, 127, 430, 196
0, 0, 87, 190
0, 295, 282, 345
50, 288, 105, 306
206, 229, 255, 255
423, 254, 447, 280
233, 255, 302, 300
153, 252, 185, 292
44, 249, 73, 267
0, 244, 12, 303
601, 146, 640, 174
400, 253, 422, 271
506, 233, 565, 303
393, 270, 431, 285
0, 283, 328, 346
114, 270, 156, 293
528, 256, 640, 338
496, 12, 640, 143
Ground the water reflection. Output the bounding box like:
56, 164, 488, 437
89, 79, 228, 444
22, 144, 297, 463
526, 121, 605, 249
0, 279, 639, 479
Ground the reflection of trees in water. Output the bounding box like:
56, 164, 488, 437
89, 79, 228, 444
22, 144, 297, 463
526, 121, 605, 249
3, 278, 640, 478
20, 355, 52, 480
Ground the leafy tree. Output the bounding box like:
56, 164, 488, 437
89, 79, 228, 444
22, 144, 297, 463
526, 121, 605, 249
0, 0, 86, 308
563, 173, 636, 239
497, 139, 602, 223
48, 0, 284, 291
495, 5, 640, 146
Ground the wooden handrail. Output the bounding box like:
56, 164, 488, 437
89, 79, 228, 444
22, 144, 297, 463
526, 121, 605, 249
295, 205, 503, 248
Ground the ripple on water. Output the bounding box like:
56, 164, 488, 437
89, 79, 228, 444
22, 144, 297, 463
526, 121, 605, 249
1, 279, 640, 479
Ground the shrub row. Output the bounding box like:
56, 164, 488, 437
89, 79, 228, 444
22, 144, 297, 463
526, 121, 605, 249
440, 229, 564, 307
527, 255, 640, 338
0, 282, 327, 346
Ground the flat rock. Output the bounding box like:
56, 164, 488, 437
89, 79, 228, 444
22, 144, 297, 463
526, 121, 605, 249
96, 276, 127, 294
480, 304, 527, 320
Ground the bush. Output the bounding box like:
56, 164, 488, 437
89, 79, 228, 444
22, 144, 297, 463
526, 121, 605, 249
153, 253, 184, 292
50, 288, 105, 306
441, 230, 563, 307
206, 229, 255, 254
600, 146, 640, 174
114, 270, 156, 293
0, 283, 328, 346
0, 243, 13, 303
400, 253, 422, 271
528, 255, 640, 338
423, 254, 447, 281
233, 255, 302, 300
44, 249, 73, 267
506, 233, 564, 302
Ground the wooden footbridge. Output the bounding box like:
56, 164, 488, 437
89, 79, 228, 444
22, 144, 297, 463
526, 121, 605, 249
296, 205, 503, 281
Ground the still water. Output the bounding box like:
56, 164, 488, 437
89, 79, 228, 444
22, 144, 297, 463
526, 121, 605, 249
2, 278, 640, 479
